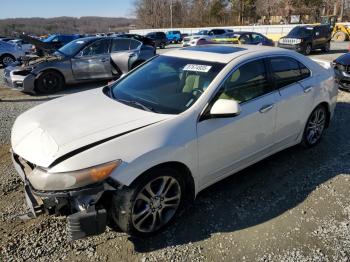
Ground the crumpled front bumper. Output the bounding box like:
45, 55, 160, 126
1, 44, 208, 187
334, 68, 350, 91
11, 151, 118, 240
3, 67, 36, 94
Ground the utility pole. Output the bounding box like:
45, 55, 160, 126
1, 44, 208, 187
340, 0, 345, 21
170, 0, 173, 28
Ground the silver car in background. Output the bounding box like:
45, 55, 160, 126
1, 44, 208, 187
3, 37, 155, 94
0, 40, 25, 66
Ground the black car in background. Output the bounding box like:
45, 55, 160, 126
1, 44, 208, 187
333, 53, 350, 91
117, 33, 156, 51
145, 32, 168, 49
277, 25, 331, 55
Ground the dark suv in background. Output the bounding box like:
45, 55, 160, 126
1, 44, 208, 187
145, 32, 168, 49
277, 25, 331, 55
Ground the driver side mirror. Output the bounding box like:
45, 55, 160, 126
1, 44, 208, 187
210, 99, 240, 118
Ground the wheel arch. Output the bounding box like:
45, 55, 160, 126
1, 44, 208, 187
34, 68, 66, 90
129, 161, 196, 202
315, 101, 331, 128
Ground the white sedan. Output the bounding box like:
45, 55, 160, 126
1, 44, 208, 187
11, 45, 337, 240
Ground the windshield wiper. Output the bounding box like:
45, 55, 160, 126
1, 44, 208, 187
118, 99, 156, 112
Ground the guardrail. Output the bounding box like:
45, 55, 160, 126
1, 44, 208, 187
130, 23, 350, 41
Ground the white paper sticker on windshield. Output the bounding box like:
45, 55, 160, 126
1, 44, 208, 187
183, 64, 212, 73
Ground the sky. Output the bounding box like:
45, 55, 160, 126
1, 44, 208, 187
0, 0, 134, 19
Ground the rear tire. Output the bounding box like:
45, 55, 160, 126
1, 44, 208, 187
160, 42, 165, 49
0, 54, 15, 67
301, 105, 327, 148
333, 31, 348, 42
110, 166, 185, 237
35, 70, 64, 94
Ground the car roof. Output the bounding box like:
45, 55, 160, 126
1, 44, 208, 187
162, 44, 291, 63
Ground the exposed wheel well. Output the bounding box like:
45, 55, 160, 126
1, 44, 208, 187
130, 161, 196, 202
317, 102, 331, 128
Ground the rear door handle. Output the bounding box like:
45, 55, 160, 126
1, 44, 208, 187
100, 58, 108, 63
303, 86, 313, 93
259, 104, 274, 113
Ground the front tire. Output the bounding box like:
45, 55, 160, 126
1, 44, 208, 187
303, 44, 312, 55
301, 105, 327, 148
35, 70, 64, 94
333, 31, 348, 42
322, 42, 330, 52
110, 167, 185, 237
0, 54, 15, 67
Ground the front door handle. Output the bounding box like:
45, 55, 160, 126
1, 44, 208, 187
100, 58, 108, 63
303, 86, 313, 93
259, 104, 274, 113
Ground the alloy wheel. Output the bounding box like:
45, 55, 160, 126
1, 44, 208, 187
132, 176, 181, 233
41, 73, 60, 91
306, 107, 326, 145
2, 56, 14, 66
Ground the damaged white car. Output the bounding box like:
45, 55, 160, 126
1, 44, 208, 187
11, 45, 337, 240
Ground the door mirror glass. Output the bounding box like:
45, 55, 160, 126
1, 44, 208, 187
210, 99, 240, 117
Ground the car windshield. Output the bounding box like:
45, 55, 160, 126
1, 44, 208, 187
288, 27, 313, 38
110, 56, 225, 114
57, 39, 89, 56
43, 35, 57, 42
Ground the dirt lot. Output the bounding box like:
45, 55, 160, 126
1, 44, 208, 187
1, 43, 350, 261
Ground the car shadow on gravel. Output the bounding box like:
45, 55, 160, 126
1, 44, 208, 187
130, 101, 350, 253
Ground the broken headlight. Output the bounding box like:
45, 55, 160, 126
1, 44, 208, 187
28, 160, 121, 191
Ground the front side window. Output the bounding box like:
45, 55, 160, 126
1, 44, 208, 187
216, 59, 272, 104
270, 57, 310, 88
80, 39, 109, 56
111, 56, 225, 114
251, 33, 264, 43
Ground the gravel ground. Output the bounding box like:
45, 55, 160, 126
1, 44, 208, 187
1, 43, 350, 261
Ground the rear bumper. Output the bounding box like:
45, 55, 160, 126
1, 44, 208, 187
11, 151, 118, 240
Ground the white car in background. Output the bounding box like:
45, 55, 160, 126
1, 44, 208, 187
0, 40, 25, 66
11, 45, 337, 240
183, 28, 233, 47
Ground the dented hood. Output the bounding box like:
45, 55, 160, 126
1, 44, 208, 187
11, 88, 171, 168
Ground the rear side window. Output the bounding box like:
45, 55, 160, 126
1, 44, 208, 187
217, 59, 272, 104
270, 57, 311, 88
81, 39, 110, 56
129, 39, 141, 49
111, 39, 131, 52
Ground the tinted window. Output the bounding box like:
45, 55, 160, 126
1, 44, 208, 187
111, 39, 131, 52
288, 27, 314, 38
81, 39, 109, 56
270, 57, 310, 88
217, 59, 272, 104
129, 39, 141, 49
239, 34, 251, 44
251, 33, 264, 43
299, 62, 311, 79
